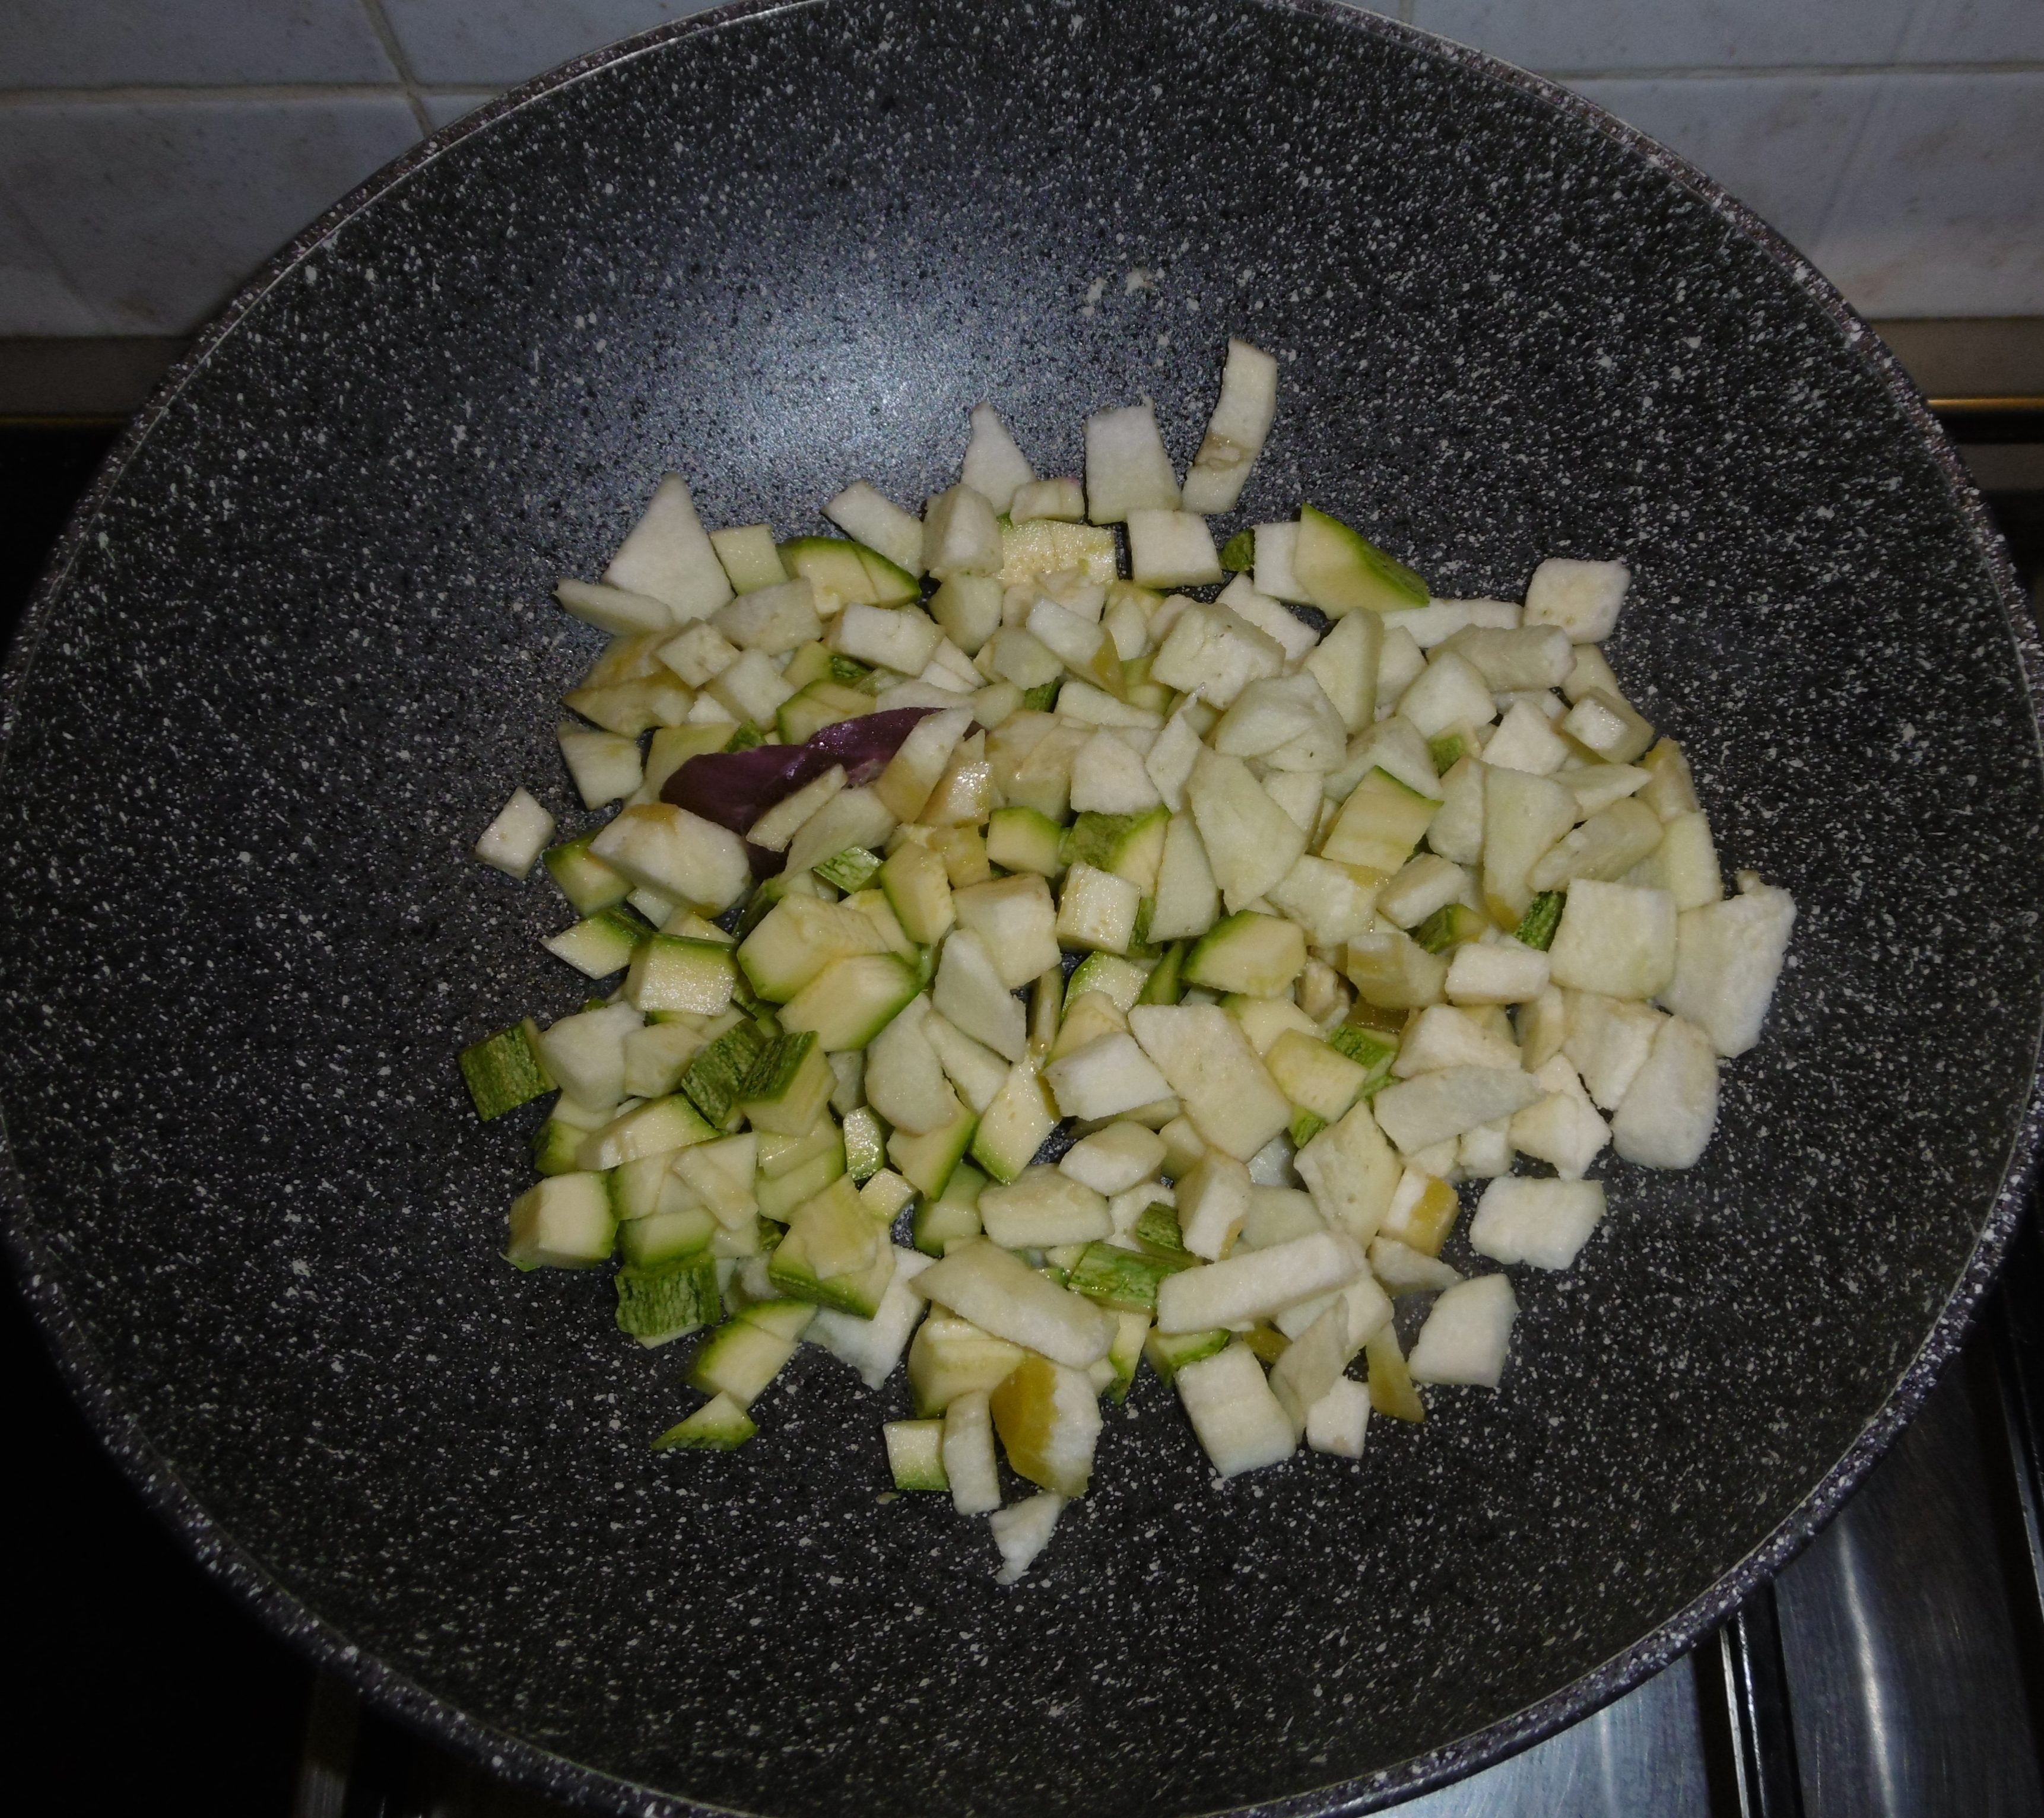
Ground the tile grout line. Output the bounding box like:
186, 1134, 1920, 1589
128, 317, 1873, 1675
355, 0, 434, 137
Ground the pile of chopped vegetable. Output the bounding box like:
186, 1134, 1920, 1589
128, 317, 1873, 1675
464, 337, 1795, 1584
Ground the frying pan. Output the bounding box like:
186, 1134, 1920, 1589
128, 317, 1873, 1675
4, 1, 2040, 1813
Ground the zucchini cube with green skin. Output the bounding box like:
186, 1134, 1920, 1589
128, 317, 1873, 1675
1067, 1241, 1189, 1313
615, 1255, 722, 1348
1063, 807, 1169, 893
780, 953, 921, 1051
1414, 901, 1487, 955
542, 908, 645, 980
1293, 503, 1429, 616
883, 1418, 951, 1490
1344, 930, 1448, 1010
969, 1061, 1061, 1184
738, 895, 887, 1002
690, 1299, 817, 1405
681, 1021, 771, 1126
1326, 1024, 1399, 1097
530, 1115, 587, 1176
1186, 911, 1307, 998
1263, 1028, 1371, 1124
813, 844, 882, 894
1143, 1325, 1231, 1385
757, 1117, 843, 1181
619, 1203, 719, 1268
626, 934, 739, 1016
986, 806, 1065, 878
907, 1312, 1026, 1416
652, 1393, 756, 1453
880, 841, 956, 945
459, 1019, 554, 1122
1320, 768, 1440, 875
610, 1149, 691, 1221
888, 1094, 978, 1200
575, 1095, 718, 1171
754, 1139, 848, 1222
506, 1174, 615, 1270
544, 835, 633, 914
769, 1175, 897, 1316
738, 1031, 836, 1136
1064, 951, 1151, 1015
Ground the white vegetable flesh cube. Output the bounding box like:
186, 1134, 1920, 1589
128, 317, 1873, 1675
1011, 476, 1086, 523
1481, 766, 1577, 926
1305, 1376, 1371, 1457
1181, 337, 1278, 515
1043, 1031, 1174, 1122
1396, 650, 1497, 738
1217, 575, 1321, 669
1305, 609, 1382, 733
825, 480, 926, 576
809, 1248, 934, 1387
953, 875, 1062, 988
1532, 798, 1665, 891
1151, 602, 1286, 709
1408, 1273, 1518, 1388
507, 1173, 616, 1269
1441, 624, 1573, 691
978, 1166, 1112, 1248
1480, 698, 1571, 775
708, 523, 786, 595
1175, 1343, 1297, 1478
932, 929, 1027, 1061
537, 1002, 642, 1109
1524, 557, 1630, 642
558, 724, 643, 808
1661, 877, 1797, 1056
474, 788, 555, 876
923, 484, 1003, 580
1370, 1066, 1544, 1156
931, 574, 1004, 654
1176, 1150, 1253, 1260
1156, 1229, 1364, 1333
1070, 731, 1163, 814
556, 577, 677, 636
943, 1391, 1002, 1515
1185, 748, 1308, 911
1149, 812, 1220, 940
590, 803, 752, 912
865, 1001, 957, 1136
831, 600, 942, 675
1564, 993, 1666, 1110
1547, 879, 1677, 999
1561, 688, 1655, 765
1445, 939, 1550, 1006
1269, 1301, 1366, 1435
1059, 1121, 1167, 1195
1509, 1054, 1610, 1179
713, 577, 820, 654
1375, 853, 1470, 929
657, 621, 740, 687
961, 403, 1036, 516
922, 1009, 1010, 1113
706, 650, 796, 725
990, 1493, 1068, 1584
913, 1239, 1115, 1367
604, 473, 734, 622
1126, 509, 1224, 589
1469, 1177, 1607, 1270
1266, 855, 1379, 949
1293, 1100, 1402, 1244
1610, 1015, 1719, 1168
1392, 1005, 1520, 1077
1127, 1003, 1293, 1161
1084, 400, 1181, 523
1624, 809, 1722, 910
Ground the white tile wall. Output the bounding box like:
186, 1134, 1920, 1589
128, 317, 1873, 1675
382, 0, 714, 88
0, 98, 421, 334
0, 0, 2035, 339
0, 1, 399, 88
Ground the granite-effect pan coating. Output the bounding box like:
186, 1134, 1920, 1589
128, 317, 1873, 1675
3, 2, 2040, 1814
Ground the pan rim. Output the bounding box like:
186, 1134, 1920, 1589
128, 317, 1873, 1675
2, 1, 2038, 1812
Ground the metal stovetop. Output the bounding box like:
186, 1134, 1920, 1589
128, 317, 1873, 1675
7, 416, 2043, 1818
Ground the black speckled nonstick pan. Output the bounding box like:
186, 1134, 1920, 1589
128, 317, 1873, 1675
4, 2, 2040, 1813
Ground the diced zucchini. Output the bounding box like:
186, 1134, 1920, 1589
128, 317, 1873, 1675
459, 1019, 554, 1122
680, 1020, 772, 1127
970, 1061, 1061, 1183
543, 835, 633, 914
618, 1203, 719, 1268
1319, 767, 1440, 875
737, 1031, 836, 1136
987, 806, 1065, 878
690, 1299, 817, 1404
529, 1114, 588, 1175
738, 895, 887, 1002
542, 907, 646, 980
888, 1094, 979, 1200
1062, 807, 1170, 893
756, 1115, 843, 1180
997, 516, 1118, 588
880, 841, 957, 945
506, 1173, 615, 1270
912, 1159, 985, 1254
842, 1104, 888, 1181
754, 1139, 848, 1222
858, 1168, 915, 1225
1055, 861, 1142, 955
1292, 503, 1427, 615
883, 1417, 951, 1490
1326, 1023, 1398, 1098
777, 680, 870, 744
1185, 911, 1307, 998
768, 1175, 897, 1316
780, 953, 922, 1051
991, 1352, 1103, 1497
625, 933, 739, 1016
652, 1393, 757, 1452
1137, 940, 1185, 1005
1143, 1324, 1232, 1385
575, 1095, 719, 1169
1514, 891, 1564, 951
615, 1254, 721, 1347
814, 844, 883, 893
780, 534, 920, 609
907, 1311, 1024, 1417
1344, 929, 1448, 1010
1067, 1241, 1188, 1312
1415, 902, 1488, 955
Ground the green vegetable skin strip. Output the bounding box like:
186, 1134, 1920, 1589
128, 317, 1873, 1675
1414, 902, 1484, 954
1067, 1241, 1186, 1311
1326, 1024, 1397, 1098
615, 1256, 721, 1343
459, 1019, 553, 1120
1132, 1201, 1188, 1257
683, 1022, 769, 1124
1218, 529, 1255, 572
1515, 891, 1564, 951
1023, 678, 1061, 713
814, 846, 882, 892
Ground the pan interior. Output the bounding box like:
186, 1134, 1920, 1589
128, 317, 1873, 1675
2, 2, 2039, 1814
